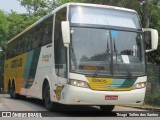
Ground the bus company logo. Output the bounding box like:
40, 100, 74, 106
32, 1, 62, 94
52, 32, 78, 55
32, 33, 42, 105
54, 85, 64, 100
11, 58, 23, 68
42, 54, 51, 62
92, 78, 108, 83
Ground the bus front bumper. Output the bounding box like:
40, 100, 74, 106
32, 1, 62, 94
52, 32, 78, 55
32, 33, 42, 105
64, 85, 145, 105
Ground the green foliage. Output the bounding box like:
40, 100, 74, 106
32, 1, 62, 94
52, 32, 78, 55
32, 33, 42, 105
145, 64, 160, 106
147, 64, 154, 82
0, 10, 8, 51
0, 9, 38, 90
145, 89, 160, 105
7, 12, 38, 40
0, 10, 8, 89
55, 0, 86, 6
147, 5, 160, 63
0, 0, 160, 97
18, 0, 55, 17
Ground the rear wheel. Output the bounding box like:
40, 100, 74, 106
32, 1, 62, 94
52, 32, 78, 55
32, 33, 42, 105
100, 105, 115, 111
10, 82, 19, 99
8, 81, 11, 95
44, 84, 57, 111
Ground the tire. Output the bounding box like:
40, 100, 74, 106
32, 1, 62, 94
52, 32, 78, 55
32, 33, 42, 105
44, 84, 57, 111
10, 82, 19, 99
8, 81, 11, 95
100, 105, 115, 111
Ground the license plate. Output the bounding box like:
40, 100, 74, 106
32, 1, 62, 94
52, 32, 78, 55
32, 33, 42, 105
105, 95, 118, 100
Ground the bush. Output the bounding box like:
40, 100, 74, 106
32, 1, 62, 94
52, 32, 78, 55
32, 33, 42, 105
145, 64, 160, 106
145, 89, 160, 105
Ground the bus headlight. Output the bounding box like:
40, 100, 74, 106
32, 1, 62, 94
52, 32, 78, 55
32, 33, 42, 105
69, 79, 90, 88
133, 82, 146, 89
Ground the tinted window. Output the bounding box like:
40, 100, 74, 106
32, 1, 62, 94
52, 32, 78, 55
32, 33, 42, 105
54, 7, 67, 78
6, 15, 54, 59
42, 17, 53, 45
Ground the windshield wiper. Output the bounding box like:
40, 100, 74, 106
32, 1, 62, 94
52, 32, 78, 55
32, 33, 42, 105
93, 40, 110, 77
93, 49, 110, 77
113, 39, 132, 78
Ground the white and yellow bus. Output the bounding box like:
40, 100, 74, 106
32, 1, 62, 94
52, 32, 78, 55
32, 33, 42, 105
4, 3, 158, 111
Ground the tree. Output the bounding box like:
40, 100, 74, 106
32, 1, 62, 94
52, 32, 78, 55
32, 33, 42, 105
7, 11, 38, 40
18, 0, 55, 17
0, 10, 8, 51
0, 10, 9, 90
1, 0, 160, 64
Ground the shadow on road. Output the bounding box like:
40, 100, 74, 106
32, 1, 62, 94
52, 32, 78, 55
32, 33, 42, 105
3, 94, 117, 117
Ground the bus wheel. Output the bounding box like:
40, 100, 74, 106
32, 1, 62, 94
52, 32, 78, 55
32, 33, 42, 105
10, 82, 18, 99
8, 81, 11, 95
100, 105, 115, 111
44, 84, 56, 111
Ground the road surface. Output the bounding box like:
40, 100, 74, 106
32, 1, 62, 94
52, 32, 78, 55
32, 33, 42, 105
0, 94, 145, 111
0, 94, 159, 120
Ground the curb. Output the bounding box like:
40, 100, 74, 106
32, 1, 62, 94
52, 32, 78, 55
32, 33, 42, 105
121, 105, 160, 111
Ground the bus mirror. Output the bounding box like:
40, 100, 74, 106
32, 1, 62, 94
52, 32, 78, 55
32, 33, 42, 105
61, 21, 70, 47
143, 28, 158, 52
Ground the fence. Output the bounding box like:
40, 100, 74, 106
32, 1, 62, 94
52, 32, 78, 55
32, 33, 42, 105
145, 64, 160, 105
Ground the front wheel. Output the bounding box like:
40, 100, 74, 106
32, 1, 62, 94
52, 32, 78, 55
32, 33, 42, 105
44, 84, 57, 111
100, 105, 115, 111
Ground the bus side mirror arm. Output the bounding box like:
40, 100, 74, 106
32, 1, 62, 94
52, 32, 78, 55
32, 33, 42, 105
143, 28, 159, 53
61, 21, 70, 47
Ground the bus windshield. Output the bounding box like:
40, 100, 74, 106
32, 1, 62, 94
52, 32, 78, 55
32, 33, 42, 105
70, 27, 146, 77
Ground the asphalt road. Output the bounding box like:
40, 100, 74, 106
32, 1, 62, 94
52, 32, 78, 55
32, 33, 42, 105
0, 94, 159, 120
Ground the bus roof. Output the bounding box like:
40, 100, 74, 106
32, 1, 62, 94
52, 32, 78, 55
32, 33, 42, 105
67, 3, 136, 12
8, 3, 137, 44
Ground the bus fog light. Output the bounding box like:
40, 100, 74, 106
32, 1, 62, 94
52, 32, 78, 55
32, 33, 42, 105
69, 79, 89, 88
73, 81, 78, 86
75, 99, 81, 103
133, 82, 146, 89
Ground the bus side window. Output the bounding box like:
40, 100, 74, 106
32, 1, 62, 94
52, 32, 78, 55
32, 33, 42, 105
33, 26, 41, 49
17, 39, 21, 55
42, 16, 53, 46
9, 40, 16, 58
24, 33, 28, 52
6, 45, 10, 59
26, 35, 31, 52
20, 36, 25, 54
54, 7, 67, 78
15, 39, 19, 56
7, 43, 12, 59
29, 30, 34, 51
7, 43, 12, 58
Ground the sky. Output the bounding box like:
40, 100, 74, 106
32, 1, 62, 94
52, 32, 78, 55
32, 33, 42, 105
0, 0, 27, 13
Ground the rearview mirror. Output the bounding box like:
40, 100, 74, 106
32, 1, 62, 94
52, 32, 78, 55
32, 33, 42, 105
143, 28, 158, 52
61, 21, 70, 47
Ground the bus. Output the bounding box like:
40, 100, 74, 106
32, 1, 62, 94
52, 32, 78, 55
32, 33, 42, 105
4, 3, 158, 111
